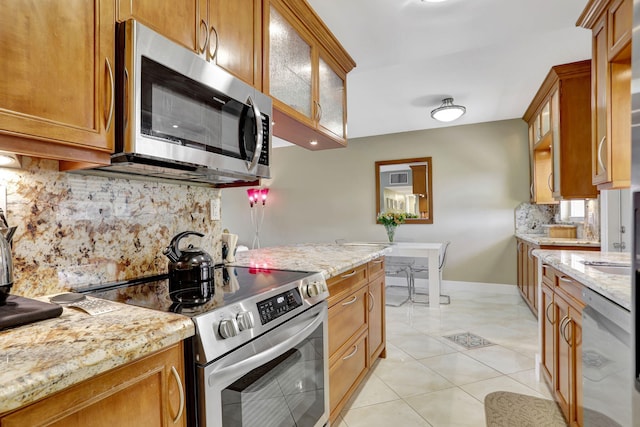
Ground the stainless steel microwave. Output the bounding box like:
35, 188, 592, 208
87, 20, 271, 186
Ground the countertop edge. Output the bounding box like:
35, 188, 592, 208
532, 249, 631, 311
0, 303, 194, 414
516, 233, 600, 247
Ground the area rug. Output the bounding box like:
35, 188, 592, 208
484, 391, 567, 427
443, 332, 494, 349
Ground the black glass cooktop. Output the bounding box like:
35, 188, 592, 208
83, 266, 313, 316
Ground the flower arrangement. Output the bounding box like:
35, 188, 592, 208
376, 212, 418, 242
376, 212, 409, 226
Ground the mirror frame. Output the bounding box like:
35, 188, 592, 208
375, 157, 433, 224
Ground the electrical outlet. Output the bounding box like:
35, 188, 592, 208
210, 199, 221, 221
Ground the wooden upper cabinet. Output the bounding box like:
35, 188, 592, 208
523, 60, 597, 202
265, 0, 355, 150
0, 0, 115, 166
203, 0, 263, 88
578, 0, 631, 190
117, 0, 198, 51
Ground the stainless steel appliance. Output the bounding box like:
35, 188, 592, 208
633, 0, 640, 424
582, 287, 631, 426
84, 265, 330, 427
83, 20, 271, 186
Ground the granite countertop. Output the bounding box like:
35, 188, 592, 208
532, 250, 631, 310
231, 243, 390, 278
0, 243, 387, 415
516, 233, 600, 248
0, 296, 194, 414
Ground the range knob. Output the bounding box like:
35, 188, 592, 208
236, 311, 254, 331
218, 318, 240, 339
301, 281, 324, 298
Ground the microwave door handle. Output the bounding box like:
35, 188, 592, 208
246, 96, 263, 171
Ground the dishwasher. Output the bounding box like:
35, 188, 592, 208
582, 286, 631, 427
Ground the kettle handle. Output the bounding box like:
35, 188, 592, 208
163, 231, 204, 262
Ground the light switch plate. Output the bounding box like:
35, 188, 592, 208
210, 199, 220, 221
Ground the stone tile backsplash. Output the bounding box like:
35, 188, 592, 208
0, 158, 221, 297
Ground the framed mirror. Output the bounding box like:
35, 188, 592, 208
375, 157, 433, 224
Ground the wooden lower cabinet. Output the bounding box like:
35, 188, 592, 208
0, 343, 186, 427
367, 267, 386, 364
540, 264, 585, 427
327, 257, 386, 423
516, 238, 599, 316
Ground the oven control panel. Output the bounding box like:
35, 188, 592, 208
257, 289, 303, 325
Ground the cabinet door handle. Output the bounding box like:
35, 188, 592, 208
170, 366, 185, 424
597, 136, 606, 172
547, 173, 553, 192
317, 101, 323, 122
208, 25, 219, 60
198, 19, 209, 53
104, 57, 115, 133
368, 291, 374, 311
342, 344, 359, 360
545, 301, 554, 324
517, 242, 522, 251
562, 317, 572, 346
123, 67, 130, 131
341, 270, 357, 278
558, 276, 572, 284
530, 182, 534, 199
342, 295, 358, 306
527, 247, 535, 260
559, 315, 569, 342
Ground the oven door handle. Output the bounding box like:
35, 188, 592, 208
208, 306, 326, 387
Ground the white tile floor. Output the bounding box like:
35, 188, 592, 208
334, 280, 553, 427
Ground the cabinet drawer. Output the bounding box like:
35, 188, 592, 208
542, 264, 555, 286
367, 257, 385, 279
327, 264, 368, 307
555, 273, 584, 304
329, 331, 367, 415
328, 286, 368, 358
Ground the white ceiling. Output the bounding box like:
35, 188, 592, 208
304, 0, 592, 139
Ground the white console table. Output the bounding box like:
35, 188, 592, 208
386, 242, 443, 308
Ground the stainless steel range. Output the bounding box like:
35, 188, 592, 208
85, 265, 330, 427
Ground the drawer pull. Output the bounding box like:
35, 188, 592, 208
342, 295, 358, 306
372, 259, 383, 264
558, 276, 573, 284
341, 270, 357, 278
342, 344, 359, 360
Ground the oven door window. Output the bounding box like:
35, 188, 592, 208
140, 57, 253, 162
220, 322, 325, 427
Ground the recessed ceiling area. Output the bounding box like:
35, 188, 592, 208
304, 0, 592, 139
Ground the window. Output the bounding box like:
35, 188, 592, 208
560, 200, 585, 222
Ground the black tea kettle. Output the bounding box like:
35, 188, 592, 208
163, 231, 214, 305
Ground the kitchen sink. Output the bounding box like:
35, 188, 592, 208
581, 261, 631, 276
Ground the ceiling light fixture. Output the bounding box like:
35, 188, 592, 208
430, 98, 466, 122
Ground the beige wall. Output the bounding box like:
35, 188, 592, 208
222, 119, 530, 284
